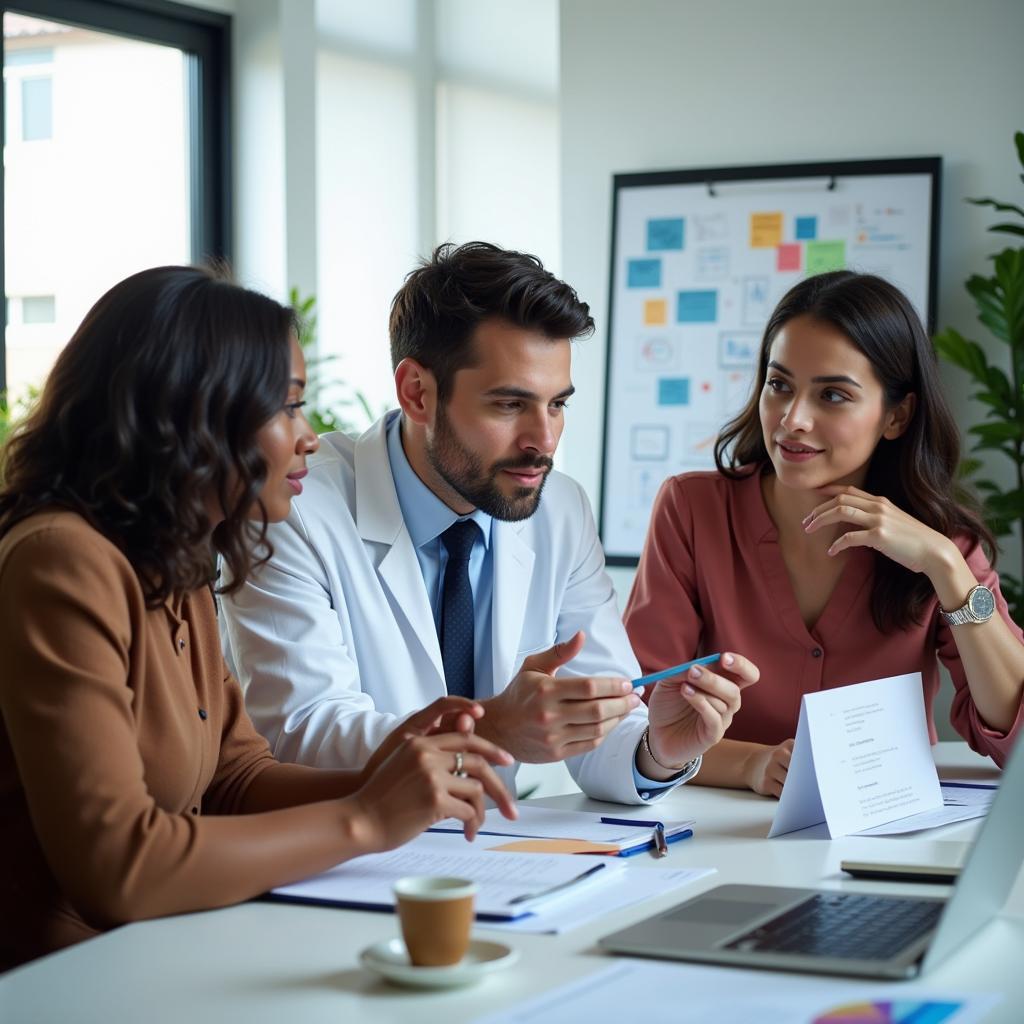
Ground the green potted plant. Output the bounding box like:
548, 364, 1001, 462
289, 288, 377, 436
933, 130, 1024, 625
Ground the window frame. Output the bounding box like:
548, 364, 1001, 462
0, 0, 232, 392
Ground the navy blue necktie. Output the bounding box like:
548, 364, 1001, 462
439, 519, 478, 700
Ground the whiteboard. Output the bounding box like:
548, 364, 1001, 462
598, 158, 940, 565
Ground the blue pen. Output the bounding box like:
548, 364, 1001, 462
630, 653, 722, 689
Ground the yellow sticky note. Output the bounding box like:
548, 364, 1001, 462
643, 298, 668, 325
750, 212, 784, 248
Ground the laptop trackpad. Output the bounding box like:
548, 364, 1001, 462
665, 898, 781, 927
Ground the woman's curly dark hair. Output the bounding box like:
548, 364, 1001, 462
0, 264, 295, 606
714, 271, 994, 633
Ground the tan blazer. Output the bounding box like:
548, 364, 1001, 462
0, 512, 279, 970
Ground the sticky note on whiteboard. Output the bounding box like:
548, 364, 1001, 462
677, 290, 718, 323
777, 243, 802, 272
628, 259, 662, 288
643, 299, 668, 325
750, 211, 783, 248
795, 216, 818, 240
658, 378, 691, 406
647, 217, 685, 251
806, 240, 846, 275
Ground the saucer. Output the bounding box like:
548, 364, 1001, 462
359, 937, 519, 989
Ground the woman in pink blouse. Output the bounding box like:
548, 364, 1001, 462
625, 271, 1024, 797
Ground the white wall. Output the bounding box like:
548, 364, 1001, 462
560, 0, 1024, 582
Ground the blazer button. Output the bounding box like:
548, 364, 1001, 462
191, 807, 199, 815
198, 708, 208, 721
178, 638, 186, 651
811, 647, 823, 658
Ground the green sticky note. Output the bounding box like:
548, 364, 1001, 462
805, 240, 846, 275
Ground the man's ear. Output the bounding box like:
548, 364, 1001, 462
394, 358, 437, 426
883, 392, 916, 440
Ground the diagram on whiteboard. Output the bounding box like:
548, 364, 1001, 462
600, 161, 938, 563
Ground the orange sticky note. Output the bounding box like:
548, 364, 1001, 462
489, 839, 621, 855
750, 212, 783, 248
643, 298, 667, 325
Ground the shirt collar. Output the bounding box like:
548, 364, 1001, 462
385, 412, 492, 550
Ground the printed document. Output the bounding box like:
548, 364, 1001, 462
769, 672, 943, 838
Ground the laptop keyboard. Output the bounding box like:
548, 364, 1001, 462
724, 893, 943, 960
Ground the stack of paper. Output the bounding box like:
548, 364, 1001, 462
269, 832, 627, 920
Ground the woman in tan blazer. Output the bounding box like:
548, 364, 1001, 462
0, 265, 516, 970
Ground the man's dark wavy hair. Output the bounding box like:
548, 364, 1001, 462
714, 270, 995, 633
0, 264, 295, 606
389, 241, 594, 402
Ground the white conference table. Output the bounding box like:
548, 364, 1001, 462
3, 742, 1022, 1023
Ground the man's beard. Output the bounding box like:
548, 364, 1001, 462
425, 404, 553, 522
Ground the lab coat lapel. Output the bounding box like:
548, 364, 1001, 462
491, 520, 535, 692
353, 418, 446, 689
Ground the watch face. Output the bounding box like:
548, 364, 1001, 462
969, 586, 996, 620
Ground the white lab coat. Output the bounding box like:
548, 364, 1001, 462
220, 413, 661, 804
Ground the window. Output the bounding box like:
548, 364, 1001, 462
1, 1, 230, 398
21, 295, 56, 323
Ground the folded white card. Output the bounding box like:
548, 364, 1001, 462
768, 672, 943, 838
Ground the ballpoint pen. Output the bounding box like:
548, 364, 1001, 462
631, 653, 722, 689
507, 863, 606, 905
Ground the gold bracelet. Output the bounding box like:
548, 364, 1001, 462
641, 726, 700, 777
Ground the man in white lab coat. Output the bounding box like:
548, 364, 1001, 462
220, 242, 755, 804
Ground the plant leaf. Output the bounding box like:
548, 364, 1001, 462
968, 197, 1024, 220
968, 420, 1023, 442
933, 328, 990, 379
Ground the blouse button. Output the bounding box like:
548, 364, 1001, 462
198, 708, 208, 721
191, 807, 199, 815
178, 637, 186, 651
811, 647, 823, 658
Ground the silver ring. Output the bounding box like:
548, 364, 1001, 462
452, 751, 466, 777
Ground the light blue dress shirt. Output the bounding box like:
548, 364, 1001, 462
386, 415, 496, 699
385, 414, 673, 796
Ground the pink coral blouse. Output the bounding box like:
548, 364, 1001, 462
623, 470, 1024, 766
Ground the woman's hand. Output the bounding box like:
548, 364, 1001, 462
360, 696, 483, 786
350, 732, 517, 851
645, 652, 759, 769
742, 739, 794, 798
803, 485, 958, 578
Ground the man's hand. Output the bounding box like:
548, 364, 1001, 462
644, 652, 759, 773
476, 631, 641, 763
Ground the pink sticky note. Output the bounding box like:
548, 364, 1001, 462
777, 243, 801, 272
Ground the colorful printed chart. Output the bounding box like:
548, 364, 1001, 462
600, 159, 939, 563
814, 1000, 963, 1024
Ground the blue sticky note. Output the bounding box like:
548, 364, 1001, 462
658, 378, 690, 405
795, 216, 817, 241
676, 290, 717, 323
628, 259, 662, 288
647, 218, 685, 251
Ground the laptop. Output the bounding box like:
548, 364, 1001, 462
599, 737, 1024, 980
